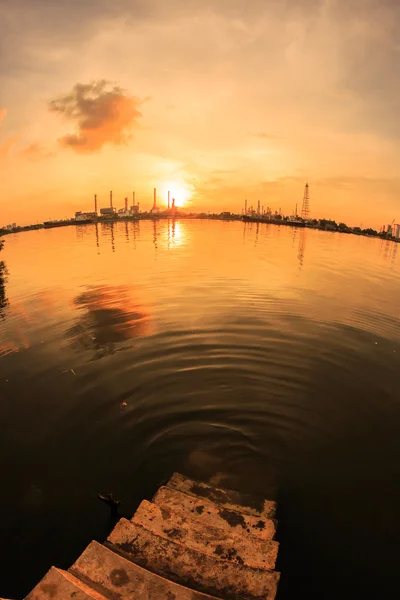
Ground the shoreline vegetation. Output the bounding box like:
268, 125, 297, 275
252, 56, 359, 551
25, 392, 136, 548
0, 213, 399, 243
0, 239, 8, 315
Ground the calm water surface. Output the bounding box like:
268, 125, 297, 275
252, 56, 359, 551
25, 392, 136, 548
0, 220, 399, 599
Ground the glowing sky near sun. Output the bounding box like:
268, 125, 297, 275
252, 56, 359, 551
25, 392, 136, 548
0, 0, 399, 227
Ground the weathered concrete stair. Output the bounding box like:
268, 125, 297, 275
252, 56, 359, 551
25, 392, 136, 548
153, 486, 277, 541
24, 567, 108, 599
71, 540, 220, 600
107, 519, 279, 600
131, 499, 279, 570
9, 473, 280, 600
167, 473, 276, 519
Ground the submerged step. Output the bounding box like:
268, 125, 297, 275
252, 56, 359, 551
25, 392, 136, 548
132, 499, 279, 570
107, 518, 280, 600
167, 473, 276, 518
71, 540, 219, 600
24, 566, 107, 600
153, 486, 276, 540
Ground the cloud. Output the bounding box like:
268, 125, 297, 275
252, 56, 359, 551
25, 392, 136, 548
0, 136, 19, 157
211, 168, 238, 175
49, 80, 142, 153
20, 143, 54, 161
250, 132, 282, 140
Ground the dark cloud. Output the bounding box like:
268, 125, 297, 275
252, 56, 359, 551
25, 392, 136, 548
49, 80, 142, 152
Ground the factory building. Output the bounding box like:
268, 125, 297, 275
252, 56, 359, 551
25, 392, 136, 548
75, 211, 97, 222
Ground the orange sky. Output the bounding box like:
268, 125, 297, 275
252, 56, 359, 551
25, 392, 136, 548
0, 0, 399, 228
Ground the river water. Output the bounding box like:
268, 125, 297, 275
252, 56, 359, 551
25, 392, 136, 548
0, 219, 399, 599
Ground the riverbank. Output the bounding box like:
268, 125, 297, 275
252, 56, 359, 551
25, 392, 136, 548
1, 214, 399, 244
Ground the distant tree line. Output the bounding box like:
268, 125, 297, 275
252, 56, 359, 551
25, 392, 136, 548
317, 219, 379, 236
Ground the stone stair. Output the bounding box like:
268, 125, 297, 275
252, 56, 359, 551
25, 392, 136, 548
152, 486, 277, 540
11, 473, 280, 600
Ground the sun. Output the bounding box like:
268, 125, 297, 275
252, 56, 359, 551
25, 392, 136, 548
159, 179, 193, 208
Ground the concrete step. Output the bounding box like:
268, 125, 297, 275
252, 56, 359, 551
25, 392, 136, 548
71, 540, 219, 600
132, 499, 279, 570
107, 518, 280, 600
167, 473, 276, 519
153, 486, 276, 541
24, 566, 107, 600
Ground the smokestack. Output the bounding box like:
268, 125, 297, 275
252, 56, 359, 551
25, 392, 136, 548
110, 190, 113, 208
168, 190, 170, 210
257, 200, 260, 215
125, 197, 128, 211
153, 188, 157, 209
172, 198, 175, 209
244, 199, 247, 215
133, 191, 135, 206
94, 194, 97, 214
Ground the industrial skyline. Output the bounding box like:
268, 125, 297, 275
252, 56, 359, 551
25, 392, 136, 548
1, 181, 399, 243
2, 179, 395, 232
1, 1, 400, 228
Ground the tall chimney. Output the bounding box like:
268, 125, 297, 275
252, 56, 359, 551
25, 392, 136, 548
153, 188, 157, 209
244, 199, 247, 215
257, 200, 260, 215
133, 191, 135, 206
125, 197, 128, 211
110, 190, 113, 208
94, 194, 97, 214
168, 190, 170, 210
172, 198, 175, 209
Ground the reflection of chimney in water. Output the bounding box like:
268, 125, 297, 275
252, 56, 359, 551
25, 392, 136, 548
168, 190, 170, 210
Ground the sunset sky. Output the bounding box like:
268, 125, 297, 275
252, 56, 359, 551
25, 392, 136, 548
0, 0, 399, 228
